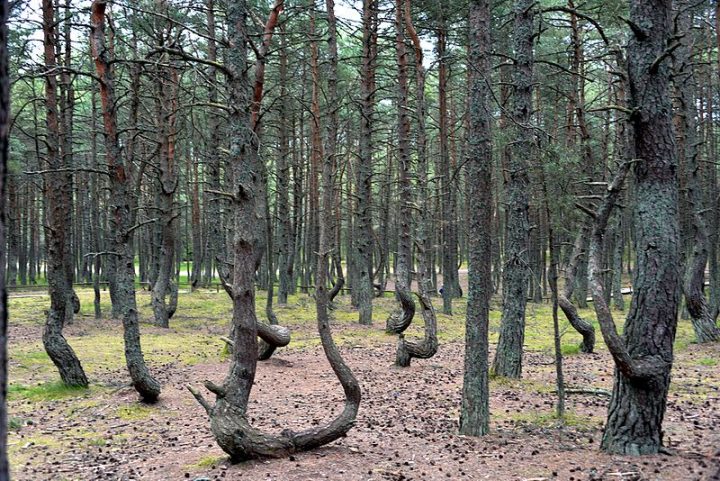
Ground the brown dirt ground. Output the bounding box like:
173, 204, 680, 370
7, 316, 720, 481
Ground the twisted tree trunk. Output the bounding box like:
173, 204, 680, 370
190, 1, 360, 460
674, 2, 720, 343
557, 227, 595, 353
589, 0, 681, 454
386, 0, 415, 335
42, 0, 88, 387
395, 0, 437, 367
90, 0, 160, 402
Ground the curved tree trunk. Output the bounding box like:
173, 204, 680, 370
674, 2, 720, 343
90, 0, 160, 402
42, 0, 88, 387
493, 0, 533, 379
386, 0, 415, 335
589, 0, 680, 454
190, 1, 360, 460
395, 0, 437, 367
558, 227, 595, 353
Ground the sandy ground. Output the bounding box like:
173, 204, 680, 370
7, 318, 720, 481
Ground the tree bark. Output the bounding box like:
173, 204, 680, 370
151, 20, 179, 328
395, 0, 437, 367
493, 0, 533, 379
90, 0, 161, 402
558, 227, 596, 353
354, 0, 377, 325
437, 9, 460, 315
277, 25, 293, 305
42, 0, 88, 388
386, 0, 415, 335
459, 0, 491, 436
589, 0, 681, 454
190, 1, 360, 460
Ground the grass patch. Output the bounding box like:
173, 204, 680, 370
697, 357, 717, 367
561, 343, 581, 356
509, 410, 597, 429
8, 381, 89, 402
116, 403, 156, 421
189, 455, 226, 469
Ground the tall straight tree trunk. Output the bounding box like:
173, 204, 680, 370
385, 0, 415, 335
493, 0, 533, 378
90, 0, 161, 402
308, 11, 322, 290
438, 12, 460, 314
674, 2, 720, 342
354, 0, 377, 325
203, 0, 224, 287
57, 0, 79, 323
325, 0, 344, 303
5, 177, 17, 285
459, 0, 491, 437
41, 0, 88, 388
1, 3, 10, 477
277, 25, 292, 305
589, 0, 681, 455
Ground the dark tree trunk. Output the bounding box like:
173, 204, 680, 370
354, 0, 377, 325
493, 0, 533, 379
395, 0, 437, 367
385, 0, 415, 335
459, 0, 491, 437
1, 2, 10, 477
57, 0, 79, 324
41, 0, 88, 388
589, 0, 681, 455
190, 1, 360, 460
90, 0, 161, 402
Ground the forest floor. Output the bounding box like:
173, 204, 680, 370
5, 284, 720, 481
